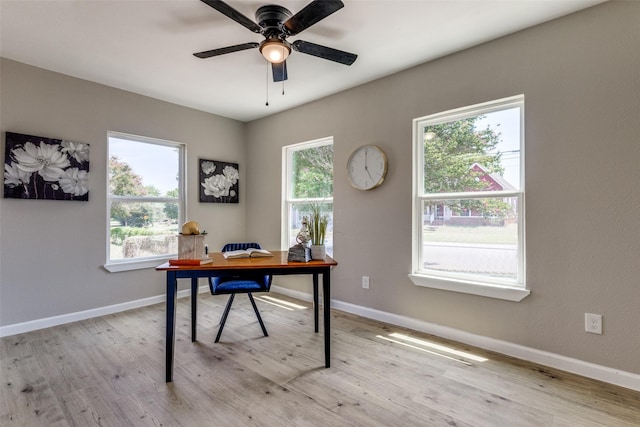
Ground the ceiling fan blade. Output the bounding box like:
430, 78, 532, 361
272, 61, 288, 82
200, 0, 262, 33
194, 42, 259, 59
283, 0, 344, 36
292, 40, 357, 65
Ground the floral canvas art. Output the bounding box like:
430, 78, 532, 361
3, 132, 90, 201
199, 159, 239, 203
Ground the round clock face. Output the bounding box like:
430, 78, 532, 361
347, 145, 388, 190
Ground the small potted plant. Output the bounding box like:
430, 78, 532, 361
309, 202, 329, 260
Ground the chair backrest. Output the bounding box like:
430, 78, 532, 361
221, 242, 261, 252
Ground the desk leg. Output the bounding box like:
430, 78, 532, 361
166, 271, 177, 383
191, 277, 198, 342
313, 273, 319, 333
323, 267, 331, 368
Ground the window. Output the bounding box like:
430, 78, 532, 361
411, 96, 528, 301
282, 137, 333, 255
105, 132, 185, 272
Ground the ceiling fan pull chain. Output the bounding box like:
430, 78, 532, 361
265, 61, 270, 106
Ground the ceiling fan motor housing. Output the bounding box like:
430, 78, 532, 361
256, 5, 292, 37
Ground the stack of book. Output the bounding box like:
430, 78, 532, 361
169, 257, 213, 266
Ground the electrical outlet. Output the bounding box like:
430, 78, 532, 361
362, 276, 370, 289
585, 313, 602, 334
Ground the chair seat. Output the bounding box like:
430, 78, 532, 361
212, 279, 268, 294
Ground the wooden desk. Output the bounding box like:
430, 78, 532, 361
156, 251, 338, 382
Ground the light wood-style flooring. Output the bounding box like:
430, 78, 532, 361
1, 291, 639, 426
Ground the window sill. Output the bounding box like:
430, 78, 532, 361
104, 257, 169, 273
408, 274, 530, 302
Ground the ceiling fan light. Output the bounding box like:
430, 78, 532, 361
260, 40, 290, 64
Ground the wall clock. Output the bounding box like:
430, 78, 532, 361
347, 144, 388, 190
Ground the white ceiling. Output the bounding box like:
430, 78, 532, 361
1, 0, 604, 122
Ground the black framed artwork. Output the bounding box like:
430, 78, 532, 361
199, 158, 239, 203
3, 131, 90, 201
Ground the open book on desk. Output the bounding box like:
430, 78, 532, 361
223, 248, 273, 259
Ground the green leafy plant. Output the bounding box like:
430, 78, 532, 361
110, 226, 156, 245
309, 202, 329, 246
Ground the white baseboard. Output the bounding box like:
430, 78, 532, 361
271, 285, 640, 392
3, 284, 638, 392
0, 285, 211, 338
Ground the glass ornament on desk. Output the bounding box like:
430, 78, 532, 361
296, 216, 311, 246
288, 216, 312, 262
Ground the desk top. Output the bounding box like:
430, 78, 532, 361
155, 250, 337, 271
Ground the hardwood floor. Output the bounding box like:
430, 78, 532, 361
1, 291, 639, 426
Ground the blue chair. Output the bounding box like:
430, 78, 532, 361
209, 243, 272, 342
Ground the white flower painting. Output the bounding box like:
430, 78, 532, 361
199, 159, 239, 203
3, 132, 90, 201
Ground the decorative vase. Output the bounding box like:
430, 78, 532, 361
178, 234, 206, 259
310, 244, 326, 260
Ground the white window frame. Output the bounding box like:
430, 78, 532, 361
104, 131, 186, 272
281, 137, 333, 252
410, 95, 529, 301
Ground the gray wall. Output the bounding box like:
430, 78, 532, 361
245, 2, 640, 374
0, 58, 247, 324
1, 1, 638, 377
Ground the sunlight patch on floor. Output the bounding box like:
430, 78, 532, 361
376, 332, 489, 364
255, 295, 308, 310
390, 333, 488, 362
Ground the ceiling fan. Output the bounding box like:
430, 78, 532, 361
193, 0, 358, 82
